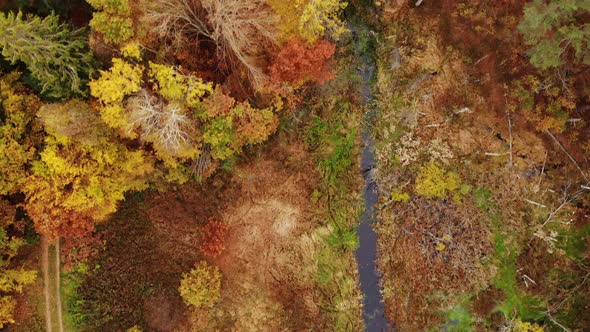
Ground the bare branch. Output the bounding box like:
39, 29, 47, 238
546, 129, 588, 182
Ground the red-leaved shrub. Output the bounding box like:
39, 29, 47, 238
200, 219, 228, 258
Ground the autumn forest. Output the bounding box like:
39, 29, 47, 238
0, 0, 589, 331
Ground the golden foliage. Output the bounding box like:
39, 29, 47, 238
24, 114, 153, 237
90, 58, 143, 105
0, 226, 37, 329
90, 53, 278, 165
390, 190, 410, 202
179, 261, 222, 308
299, 0, 348, 42
511, 319, 544, 332
269, 0, 347, 42
148, 62, 213, 104
87, 0, 134, 44
0, 296, 16, 328
415, 161, 461, 200
0, 72, 40, 196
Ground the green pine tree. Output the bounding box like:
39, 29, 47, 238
0, 11, 94, 99
518, 0, 590, 70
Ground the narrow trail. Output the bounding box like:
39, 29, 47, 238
352, 23, 391, 331
41, 236, 64, 332
55, 239, 65, 332
41, 236, 52, 332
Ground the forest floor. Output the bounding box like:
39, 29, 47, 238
60, 98, 364, 331
373, 2, 590, 331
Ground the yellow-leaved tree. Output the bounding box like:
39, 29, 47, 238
24, 100, 153, 238
0, 73, 41, 328
90, 45, 279, 178
0, 72, 42, 196
87, 0, 135, 44
268, 0, 348, 42
179, 261, 221, 308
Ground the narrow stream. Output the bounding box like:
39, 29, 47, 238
353, 26, 391, 332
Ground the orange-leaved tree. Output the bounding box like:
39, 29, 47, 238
269, 38, 336, 87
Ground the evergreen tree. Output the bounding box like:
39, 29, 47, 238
518, 0, 590, 70
0, 11, 94, 99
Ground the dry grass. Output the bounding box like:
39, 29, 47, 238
377, 197, 493, 329
374, 4, 590, 330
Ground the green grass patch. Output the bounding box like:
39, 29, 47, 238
304, 89, 363, 330
62, 263, 91, 331
473, 188, 543, 321
444, 304, 476, 332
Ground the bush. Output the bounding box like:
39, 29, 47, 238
415, 161, 460, 200
178, 261, 222, 308
200, 219, 228, 258
269, 38, 336, 87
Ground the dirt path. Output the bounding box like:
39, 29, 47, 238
55, 239, 64, 332
41, 236, 64, 332
41, 236, 52, 332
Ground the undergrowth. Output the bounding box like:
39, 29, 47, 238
305, 93, 363, 330
473, 188, 543, 323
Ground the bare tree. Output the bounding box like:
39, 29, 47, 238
143, 0, 209, 50
127, 90, 196, 157
202, 0, 277, 89
143, 0, 277, 90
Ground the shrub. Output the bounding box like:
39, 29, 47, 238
179, 261, 222, 308
509, 75, 576, 133
390, 190, 410, 202
200, 219, 228, 258
511, 319, 544, 332
415, 161, 461, 200
0, 12, 93, 99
